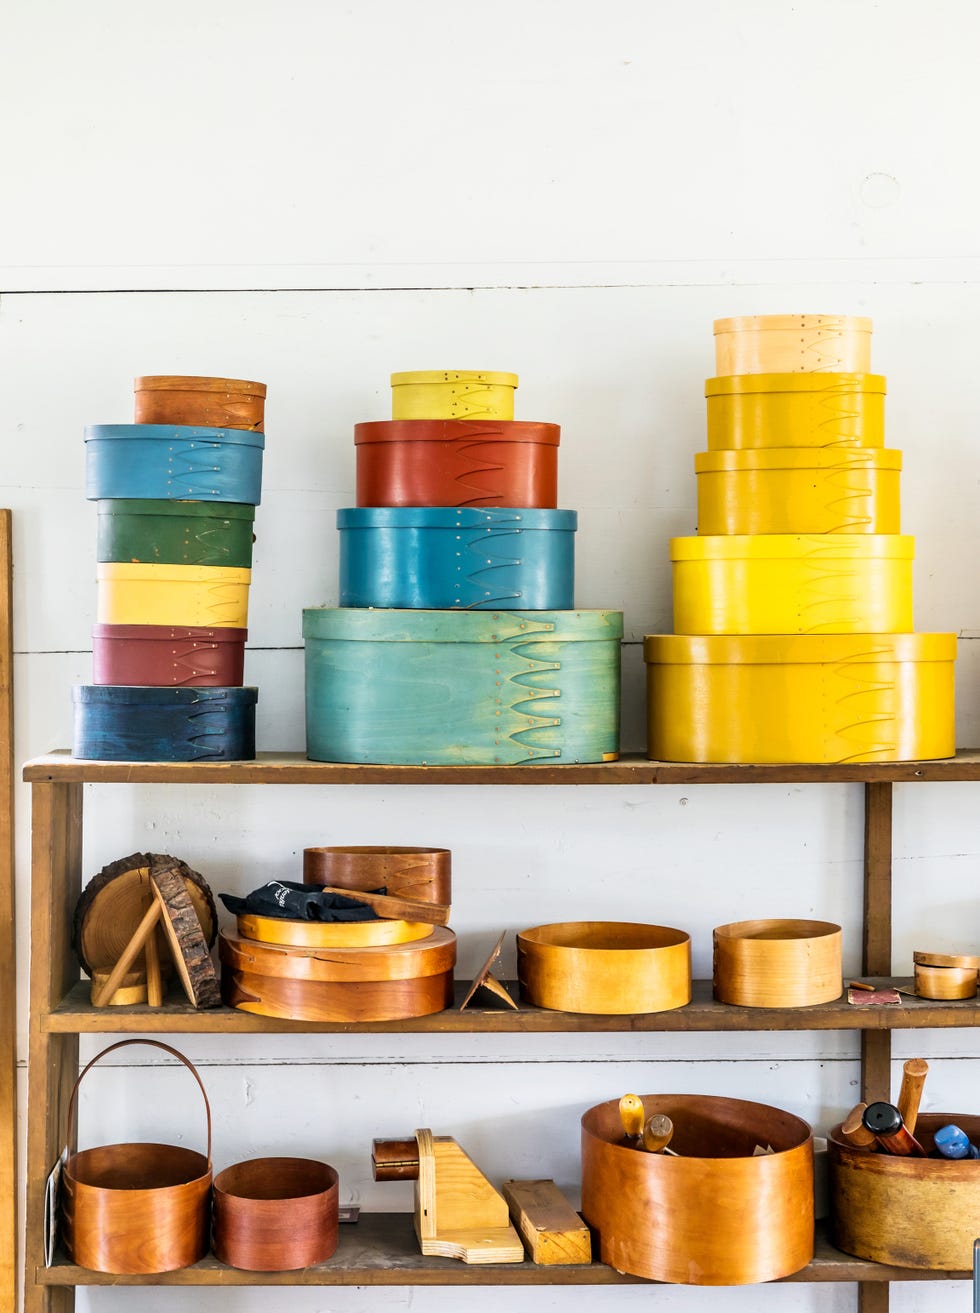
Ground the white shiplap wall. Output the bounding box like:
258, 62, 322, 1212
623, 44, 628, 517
3, 2, 980, 1310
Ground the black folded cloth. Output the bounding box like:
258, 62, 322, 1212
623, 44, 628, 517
219, 879, 383, 922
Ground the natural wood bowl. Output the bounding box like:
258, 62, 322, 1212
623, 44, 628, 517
517, 921, 690, 1014
134, 375, 266, 432
713, 918, 842, 1007
303, 846, 451, 906
829, 1114, 980, 1267
236, 912, 434, 949
581, 1094, 814, 1284
212, 1157, 339, 1271
713, 315, 873, 374
914, 962, 978, 999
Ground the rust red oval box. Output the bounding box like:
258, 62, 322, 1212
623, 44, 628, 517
91, 624, 246, 687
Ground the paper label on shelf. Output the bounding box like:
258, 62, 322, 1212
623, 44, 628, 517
43, 1148, 67, 1267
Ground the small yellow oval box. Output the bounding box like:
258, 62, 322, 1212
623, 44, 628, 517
391, 370, 518, 421
705, 373, 886, 450
713, 315, 873, 375
643, 632, 956, 764
695, 447, 902, 535
671, 534, 914, 635
96, 562, 251, 628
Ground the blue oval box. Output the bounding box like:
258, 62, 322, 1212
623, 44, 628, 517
85, 424, 265, 504
337, 507, 576, 610
73, 685, 258, 761
303, 607, 622, 765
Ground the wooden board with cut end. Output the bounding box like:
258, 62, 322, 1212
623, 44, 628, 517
150, 855, 221, 1008
72, 851, 216, 976
502, 1180, 591, 1265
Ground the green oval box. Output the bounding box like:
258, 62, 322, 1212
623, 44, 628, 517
97, 499, 255, 568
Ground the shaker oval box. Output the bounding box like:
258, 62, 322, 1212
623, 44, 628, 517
96, 562, 251, 629
354, 419, 560, 508
390, 370, 518, 421
85, 424, 264, 504
96, 499, 255, 568
303, 607, 623, 765
705, 373, 886, 450
713, 315, 873, 375
134, 375, 266, 432
72, 685, 257, 761
91, 624, 247, 687
337, 506, 576, 610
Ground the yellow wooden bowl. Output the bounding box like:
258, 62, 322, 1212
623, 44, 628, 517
517, 921, 690, 1014
390, 370, 518, 421
96, 563, 250, 628
713, 315, 873, 375
705, 373, 886, 449
643, 632, 956, 764
671, 534, 914, 635
695, 448, 901, 535
713, 919, 842, 1007
236, 913, 434, 949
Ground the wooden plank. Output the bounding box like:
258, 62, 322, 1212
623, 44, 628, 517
862, 783, 893, 1106
0, 512, 14, 1313
859, 1284, 891, 1313
21, 750, 980, 787
502, 1180, 591, 1265
31, 1216, 970, 1285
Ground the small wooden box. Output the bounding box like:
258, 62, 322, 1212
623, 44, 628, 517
705, 373, 886, 450
91, 623, 246, 687
72, 685, 257, 762
85, 423, 264, 504
134, 375, 266, 432
390, 370, 518, 421
713, 918, 842, 1007
96, 499, 255, 568
713, 315, 873, 375
96, 562, 251, 629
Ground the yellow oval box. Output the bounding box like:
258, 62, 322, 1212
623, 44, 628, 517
671, 534, 914, 635
643, 632, 956, 764
390, 370, 518, 421
96, 562, 251, 628
705, 373, 886, 450
695, 448, 902, 535
713, 315, 873, 375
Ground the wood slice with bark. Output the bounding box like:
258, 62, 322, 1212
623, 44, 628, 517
150, 854, 222, 1008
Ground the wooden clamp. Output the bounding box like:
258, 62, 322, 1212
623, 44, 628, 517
373, 1129, 524, 1263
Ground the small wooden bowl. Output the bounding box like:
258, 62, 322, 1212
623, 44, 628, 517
517, 921, 690, 1014
713, 919, 842, 1008
236, 912, 433, 949
303, 846, 451, 907
582, 1094, 814, 1284
829, 1114, 980, 1267
212, 1157, 338, 1271
914, 962, 978, 999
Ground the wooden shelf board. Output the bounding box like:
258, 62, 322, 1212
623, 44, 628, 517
33, 1217, 969, 1286
22, 749, 980, 787
45, 978, 980, 1034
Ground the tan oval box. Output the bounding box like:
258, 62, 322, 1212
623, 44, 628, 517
517, 921, 690, 1014
714, 314, 873, 374
713, 918, 842, 1007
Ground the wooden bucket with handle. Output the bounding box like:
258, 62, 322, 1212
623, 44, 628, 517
61, 1039, 212, 1273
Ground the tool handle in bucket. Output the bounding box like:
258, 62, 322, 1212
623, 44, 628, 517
65, 1038, 212, 1165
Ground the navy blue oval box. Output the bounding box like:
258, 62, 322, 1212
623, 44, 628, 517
73, 685, 258, 761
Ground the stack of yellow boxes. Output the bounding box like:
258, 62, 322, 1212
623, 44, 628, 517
644, 314, 957, 763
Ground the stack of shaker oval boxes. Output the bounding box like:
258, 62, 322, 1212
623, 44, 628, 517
644, 315, 957, 763
303, 370, 624, 765
73, 376, 264, 761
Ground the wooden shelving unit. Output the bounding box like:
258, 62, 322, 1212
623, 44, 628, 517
24, 750, 980, 1313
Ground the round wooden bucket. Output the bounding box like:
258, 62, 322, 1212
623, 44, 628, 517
517, 922, 690, 1014
61, 1040, 212, 1273
96, 563, 251, 629
581, 1094, 814, 1284
303, 846, 452, 906
134, 376, 267, 431
354, 419, 560, 508
96, 499, 255, 568
671, 534, 914, 636
705, 373, 886, 450
713, 919, 842, 1007
91, 624, 247, 687
236, 912, 434, 948
713, 315, 873, 374
390, 370, 518, 420
212, 1157, 339, 1270
694, 448, 901, 535
829, 1114, 980, 1267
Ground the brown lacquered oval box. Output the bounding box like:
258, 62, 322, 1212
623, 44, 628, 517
303, 846, 451, 907
581, 1094, 814, 1284
134, 375, 266, 431
212, 1157, 339, 1271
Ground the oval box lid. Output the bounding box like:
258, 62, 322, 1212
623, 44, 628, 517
303, 607, 622, 643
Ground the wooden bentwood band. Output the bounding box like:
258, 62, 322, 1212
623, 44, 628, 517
134, 376, 267, 432
218, 927, 455, 982
712, 918, 842, 1008
221, 968, 454, 1023
212, 1157, 339, 1271
303, 846, 452, 906
235, 913, 435, 949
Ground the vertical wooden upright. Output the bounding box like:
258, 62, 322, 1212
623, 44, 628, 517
0, 512, 15, 1313
859, 781, 894, 1313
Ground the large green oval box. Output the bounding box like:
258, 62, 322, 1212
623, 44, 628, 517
303, 607, 623, 765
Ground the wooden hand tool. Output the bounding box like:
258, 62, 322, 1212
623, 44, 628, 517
839, 1102, 877, 1149
313, 885, 450, 927
896, 1058, 928, 1136
618, 1094, 645, 1141
862, 1101, 926, 1156
641, 1114, 674, 1154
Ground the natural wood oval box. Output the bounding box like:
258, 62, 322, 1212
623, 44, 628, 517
581, 1094, 814, 1284
829, 1114, 980, 1268
212, 1157, 338, 1271
303, 846, 451, 906
134, 375, 267, 432
713, 315, 873, 374
713, 919, 842, 1008
517, 921, 691, 1014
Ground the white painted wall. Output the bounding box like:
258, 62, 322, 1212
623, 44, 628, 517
3, 1, 979, 1309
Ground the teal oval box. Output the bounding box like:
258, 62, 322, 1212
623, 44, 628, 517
303, 607, 622, 765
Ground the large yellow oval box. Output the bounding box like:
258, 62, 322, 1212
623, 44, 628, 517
705, 373, 886, 450
390, 370, 518, 421
695, 448, 901, 535
713, 315, 873, 375
671, 534, 913, 635
643, 632, 956, 764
